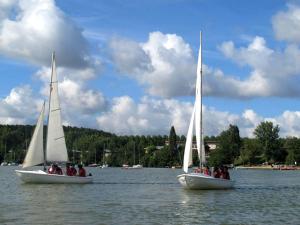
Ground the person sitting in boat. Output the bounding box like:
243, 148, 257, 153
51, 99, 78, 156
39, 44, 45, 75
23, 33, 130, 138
70, 164, 77, 176
193, 167, 202, 173
48, 164, 55, 174
221, 166, 230, 180
78, 164, 86, 177
66, 163, 73, 176
203, 166, 211, 176
213, 167, 221, 178
54, 164, 63, 175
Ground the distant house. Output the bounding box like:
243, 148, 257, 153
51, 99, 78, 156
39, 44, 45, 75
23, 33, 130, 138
144, 146, 164, 154
104, 149, 111, 158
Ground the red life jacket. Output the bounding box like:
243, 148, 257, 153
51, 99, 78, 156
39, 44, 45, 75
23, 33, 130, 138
70, 167, 77, 176
78, 168, 86, 177
66, 167, 73, 176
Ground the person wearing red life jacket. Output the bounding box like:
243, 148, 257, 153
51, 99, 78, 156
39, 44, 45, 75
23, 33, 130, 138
55, 164, 63, 175
78, 164, 86, 177
203, 166, 211, 176
213, 167, 221, 178
66, 163, 73, 176
222, 166, 230, 180
70, 164, 77, 176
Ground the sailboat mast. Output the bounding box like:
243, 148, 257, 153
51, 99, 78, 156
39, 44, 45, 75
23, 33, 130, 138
45, 52, 55, 168
200, 32, 203, 169
199, 31, 204, 170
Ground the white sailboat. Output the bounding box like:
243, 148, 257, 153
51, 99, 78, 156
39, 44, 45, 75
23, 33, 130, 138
177, 33, 234, 190
15, 53, 92, 184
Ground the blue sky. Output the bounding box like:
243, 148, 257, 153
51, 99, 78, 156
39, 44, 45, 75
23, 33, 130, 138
1, 0, 300, 137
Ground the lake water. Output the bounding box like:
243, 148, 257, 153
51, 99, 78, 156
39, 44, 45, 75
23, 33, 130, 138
1, 167, 300, 225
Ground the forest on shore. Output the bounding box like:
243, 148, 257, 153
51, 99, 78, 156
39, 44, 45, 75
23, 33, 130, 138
0, 121, 300, 167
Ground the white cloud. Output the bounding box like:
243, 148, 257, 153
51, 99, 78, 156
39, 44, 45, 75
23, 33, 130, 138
0, 0, 91, 68
0, 85, 42, 124
34, 67, 108, 127
0, 0, 108, 128
108, 22, 300, 99
272, 4, 300, 43
96, 95, 300, 137
270, 111, 300, 137
109, 32, 196, 98
109, 37, 152, 75
96, 95, 254, 136
109, 31, 300, 99
97, 96, 192, 135
218, 35, 300, 98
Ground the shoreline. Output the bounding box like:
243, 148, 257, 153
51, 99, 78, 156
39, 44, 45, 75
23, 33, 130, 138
236, 165, 300, 170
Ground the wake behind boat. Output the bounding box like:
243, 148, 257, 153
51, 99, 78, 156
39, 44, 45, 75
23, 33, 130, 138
177, 33, 234, 190
15, 53, 92, 184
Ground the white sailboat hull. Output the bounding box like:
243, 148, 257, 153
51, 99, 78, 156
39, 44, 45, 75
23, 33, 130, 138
15, 170, 93, 184
177, 173, 234, 190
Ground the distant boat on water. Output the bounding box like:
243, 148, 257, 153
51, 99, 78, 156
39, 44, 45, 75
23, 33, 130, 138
15, 53, 92, 184
1, 162, 8, 166
88, 163, 98, 167
100, 164, 108, 168
177, 33, 234, 190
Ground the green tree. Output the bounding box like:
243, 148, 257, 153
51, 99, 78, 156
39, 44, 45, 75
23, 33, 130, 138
254, 121, 281, 162
208, 125, 241, 166
236, 138, 262, 165
169, 126, 177, 165
284, 137, 300, 165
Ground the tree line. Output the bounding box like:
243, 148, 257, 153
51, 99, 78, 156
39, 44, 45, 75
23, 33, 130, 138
0, 121, 300, 167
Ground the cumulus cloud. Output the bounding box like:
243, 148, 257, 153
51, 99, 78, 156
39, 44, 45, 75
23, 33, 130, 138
273, 111, 300, 137
95, 95, 300, 137
34, 67, 108, 127
218, 36, 300, 98
0, 0, 109, 127
109, 31, 300, 99
96, 95, 256, 136
0, 85, 43, 124
109, 32, 196, 98
0, 0, 91, 68
272, 3, 300, 43
97, 96, 192, 135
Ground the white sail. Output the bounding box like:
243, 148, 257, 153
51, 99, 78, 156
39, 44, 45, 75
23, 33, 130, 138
183, 32, 206, 173
46, 52, 69, 162
195, 31, 206, 165
183, 104, 195, 173
23, 103, 45, 168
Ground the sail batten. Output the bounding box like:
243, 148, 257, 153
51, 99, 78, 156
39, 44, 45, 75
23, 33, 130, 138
46, 52, 69, 162
22, 103, 45, 168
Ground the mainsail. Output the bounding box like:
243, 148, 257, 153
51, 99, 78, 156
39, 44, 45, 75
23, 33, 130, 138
46, 52, 69, 162
22, 102, 45, 168
182, 32, 206, 172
